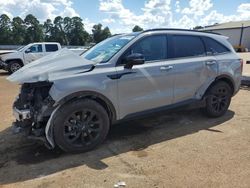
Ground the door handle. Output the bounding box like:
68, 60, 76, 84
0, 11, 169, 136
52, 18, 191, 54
206, 61, 216, 65
160, 66, 173, 71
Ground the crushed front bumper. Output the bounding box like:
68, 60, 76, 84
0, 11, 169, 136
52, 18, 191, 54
11, 82, 56, 148
0, 59, 4, 69
0, 59, 8, 70
12, 107, 32, 134
13, 107, 31, 121
12, 106, 53, 148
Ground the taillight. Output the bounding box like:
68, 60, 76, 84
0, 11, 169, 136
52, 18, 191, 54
240, 59, 243, 73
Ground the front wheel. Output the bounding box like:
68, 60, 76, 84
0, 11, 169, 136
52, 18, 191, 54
8, 61, 22, 74
203, 81, 232, 117
53, 99, 110, 153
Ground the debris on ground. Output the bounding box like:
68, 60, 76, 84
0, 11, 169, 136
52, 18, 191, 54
114, 181, 126, 187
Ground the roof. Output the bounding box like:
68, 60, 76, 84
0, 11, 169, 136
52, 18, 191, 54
143, 28, 221, 35
31, 42, 60, 44
200, 20, 250, 31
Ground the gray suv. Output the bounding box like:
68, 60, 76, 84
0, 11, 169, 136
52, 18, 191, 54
8, 29, 242, 152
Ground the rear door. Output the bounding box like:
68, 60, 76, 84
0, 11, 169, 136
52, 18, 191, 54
168, 34, 218, 103
116, 34, 175, 118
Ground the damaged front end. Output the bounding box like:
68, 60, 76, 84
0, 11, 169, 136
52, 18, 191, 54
8, 49, 96, 149
12, 81, 55, 148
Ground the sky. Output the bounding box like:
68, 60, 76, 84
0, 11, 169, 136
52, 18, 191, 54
0, 0, 250, 33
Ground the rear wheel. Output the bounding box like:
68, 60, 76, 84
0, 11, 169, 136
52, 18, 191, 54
203, 81, 232, 117
8, 61, 22, 74
53, 99, 110, 153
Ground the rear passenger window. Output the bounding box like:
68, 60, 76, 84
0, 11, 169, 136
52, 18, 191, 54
129, 35, 167, 62
45, 44, 58, 52
203, 37, 230, 55
171, 35, 206, 58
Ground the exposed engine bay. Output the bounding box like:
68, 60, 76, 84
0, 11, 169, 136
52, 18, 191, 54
7, 49, 97, 149
12, 82, 55, 147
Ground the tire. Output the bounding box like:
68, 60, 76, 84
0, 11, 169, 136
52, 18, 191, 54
53, 99, 110, 153
203, 81, 232, 117
8, 61, 22, 74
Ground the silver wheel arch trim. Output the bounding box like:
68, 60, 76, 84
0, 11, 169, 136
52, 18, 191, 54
45, 105, 61, 148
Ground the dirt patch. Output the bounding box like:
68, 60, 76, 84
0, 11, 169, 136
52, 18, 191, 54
0, 70, 250, 187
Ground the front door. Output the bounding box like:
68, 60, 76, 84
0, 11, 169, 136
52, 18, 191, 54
24, 44, 45, 64
116, 35, 175, 119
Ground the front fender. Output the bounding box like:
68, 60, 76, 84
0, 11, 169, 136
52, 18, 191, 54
46, 79, 118, 148
49, 70, 119, 119
5, 58, 24, 65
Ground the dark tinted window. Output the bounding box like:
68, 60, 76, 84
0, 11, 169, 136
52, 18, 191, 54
203, 37, 230, 54
129, 35, 167, 61
45, 44, 58, 52
171, 35, 206, 58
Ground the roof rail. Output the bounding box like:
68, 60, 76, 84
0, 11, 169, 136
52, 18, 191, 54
142, 28, 221, 35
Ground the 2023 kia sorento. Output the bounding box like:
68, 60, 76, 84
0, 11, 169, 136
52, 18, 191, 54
8, 29, 242, 152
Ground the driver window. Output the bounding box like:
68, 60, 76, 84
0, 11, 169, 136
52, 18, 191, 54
129, 35, 167, 62
27, 44, 42, 53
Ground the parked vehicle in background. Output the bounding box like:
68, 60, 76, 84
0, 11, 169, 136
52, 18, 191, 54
0, 42, 61, 73
68, 47, 87, 55
0, 50, 16, 70
0, 50, 16, 55
8, 29, 242, 153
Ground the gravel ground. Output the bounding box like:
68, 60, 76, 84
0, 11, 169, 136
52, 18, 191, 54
0, 70, 250, 188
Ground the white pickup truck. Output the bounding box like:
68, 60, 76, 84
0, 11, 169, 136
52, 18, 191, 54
0, 42, 62, 73
0, 42, 86, 74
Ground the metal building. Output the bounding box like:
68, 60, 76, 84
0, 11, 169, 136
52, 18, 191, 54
200, 20, 250, 52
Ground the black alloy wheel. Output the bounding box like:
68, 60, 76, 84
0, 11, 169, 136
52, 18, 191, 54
53, 99, 110, 152
63, 109, 102, 146
203, 81, 232, 117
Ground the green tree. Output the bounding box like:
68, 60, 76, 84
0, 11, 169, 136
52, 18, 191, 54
11, 17, 26, 44
68, 17, 90, 45
132, 25, 143, 32
193, 26, 204, 30
52, 16, 68, 45
0, 14, 12, 44
0, 14, 95, 45
92, 23, 111, 43
43, 19, 53, 42
63, 17, 72, 44
24, 14, 43, 43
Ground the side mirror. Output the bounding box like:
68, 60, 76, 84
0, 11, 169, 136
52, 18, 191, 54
124, 53, 145, 69
25, 49, 32, 53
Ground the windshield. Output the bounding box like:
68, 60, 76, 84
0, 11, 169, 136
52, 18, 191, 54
82, 34, 137, 64
16, 46, 25, 51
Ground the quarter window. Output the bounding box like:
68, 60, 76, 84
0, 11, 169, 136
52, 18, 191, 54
171, 35, 206, 58
45, 44, 58, 52
128, 35, 167, 62
203, 37, 230, 55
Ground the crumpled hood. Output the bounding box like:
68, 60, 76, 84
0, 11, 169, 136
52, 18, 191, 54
0, 50, 16, 56
0, 50, 21, 60
7, 48, 94, 84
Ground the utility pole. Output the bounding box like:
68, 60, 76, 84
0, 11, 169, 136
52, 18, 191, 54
239, 23, 244, 47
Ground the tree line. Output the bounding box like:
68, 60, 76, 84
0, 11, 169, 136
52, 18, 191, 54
0, 14, 144, 46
